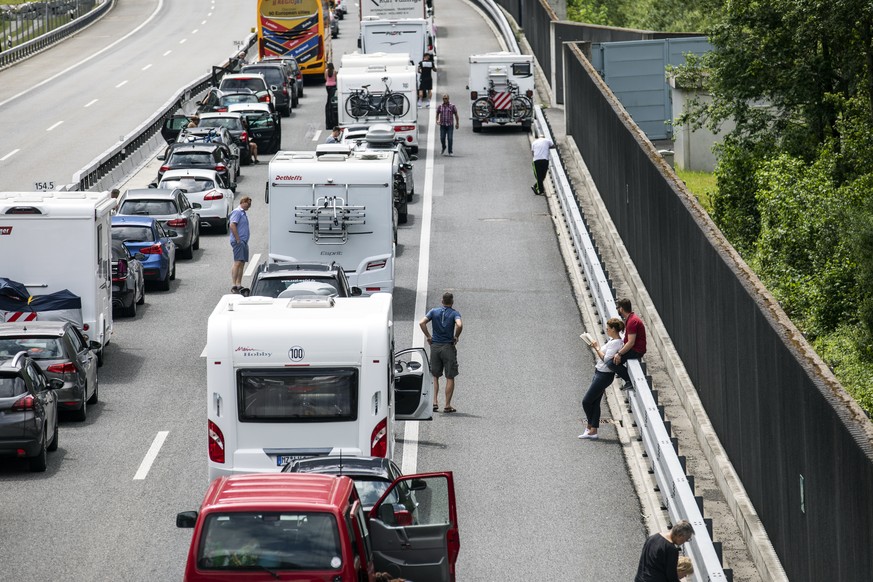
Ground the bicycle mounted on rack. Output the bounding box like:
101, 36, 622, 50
344, 76, 411, 120
471, 79, 532, 124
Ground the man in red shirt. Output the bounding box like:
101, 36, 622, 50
610, 298, 647, 390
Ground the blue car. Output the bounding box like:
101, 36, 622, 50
110, 216, 177, 291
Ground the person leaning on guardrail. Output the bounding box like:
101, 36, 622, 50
608, 298, 647, 390
634, 520, 694, 582
579, 317, 625, 440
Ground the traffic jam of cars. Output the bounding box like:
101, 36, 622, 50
1, 4, 461, 580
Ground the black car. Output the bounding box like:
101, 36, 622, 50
229, 104, 282, 154
249, 262, 362, 298
282, 456, 405, 512
261, 55, 304, 100
111, 240, 145, 317
157, 143, 239, 191
198, 112, 253, 165
0, 351, 62, 471
240, 63, 293, 117
0, 322, 99, 422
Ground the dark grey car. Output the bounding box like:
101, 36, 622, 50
249, 262, 362, 298
240, 64, 293, 116
117, 188, 201, 259
0, 322, 99, 422
0, 352, 62, 472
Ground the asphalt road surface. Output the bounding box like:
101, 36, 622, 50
0, 0, 647, 579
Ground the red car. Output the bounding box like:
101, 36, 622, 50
177, 472, 459, 581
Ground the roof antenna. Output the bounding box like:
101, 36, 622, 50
338, 449, 344, 476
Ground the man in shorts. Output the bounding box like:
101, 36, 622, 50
229, 196, 252, 293
419, 292, 463, 412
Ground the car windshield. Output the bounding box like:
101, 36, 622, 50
161, 177, 214, 192
221, 94, 259, 106
168, 152, 215, 166
243, 112, 274, 129
0, 338, 64, 360
200, 118, 241, 131
0, 373, 26, 397
252, 277, 341, 298
198, 512, 342, 571
352, 477, 398, 508
221, 78, 266, 92
112, 226, 155, 243
244, 68, 283, 84
119, 200, 178, 215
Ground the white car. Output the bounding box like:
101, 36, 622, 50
157, 169, 233, 233
334, 0, 346, 19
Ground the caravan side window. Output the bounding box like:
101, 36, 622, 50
237, 368, 358, 423
512, 62, 532, 77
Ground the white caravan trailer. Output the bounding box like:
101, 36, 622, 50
360, 18, 433, 66
267, 151, 396, 294
468, 52, 535, 132
337, 61, 420, 152
205, 293, 432, 480
360, 0, 426, 20
0, 191, 115, 361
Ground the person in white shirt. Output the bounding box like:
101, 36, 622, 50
531, 136, 555, 195
579, 317, 625, 440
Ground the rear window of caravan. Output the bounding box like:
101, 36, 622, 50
237, 368, 358, 422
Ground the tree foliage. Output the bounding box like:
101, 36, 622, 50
566, 0, 721, 32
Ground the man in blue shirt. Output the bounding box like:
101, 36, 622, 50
419, 292, 463, 412
229, 196, 252, 293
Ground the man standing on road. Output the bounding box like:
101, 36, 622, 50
436, 94, 459, 156
325, 126, 342, 143
229, 196, 252, 294
634, 520, 694, 582
609, 297, 647, 389
419, 292, 463, 413
531, 134, 555, 195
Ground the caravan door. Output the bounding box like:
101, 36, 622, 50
393, 347, 432, 420
368, 472, 459, 582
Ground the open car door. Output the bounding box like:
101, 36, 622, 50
394, 347, 432, 420
368, 472, 459, 582
161, 114, 190, 145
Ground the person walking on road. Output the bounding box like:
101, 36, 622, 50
436, 94, 459, 156
229, 196, 252, 294
579, 317, 625, 440
609, 298, 647, 389
417, 53, 436, 107
634, 520, 694, 582
325, 62, 337, 101
419, 292, 463, 413
531, 135, 555, 195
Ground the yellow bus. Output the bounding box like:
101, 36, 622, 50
257, 0, 332, 78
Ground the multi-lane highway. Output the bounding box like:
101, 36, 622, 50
0, 0, 647, 579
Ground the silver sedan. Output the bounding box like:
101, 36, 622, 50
116, 188, 201, 259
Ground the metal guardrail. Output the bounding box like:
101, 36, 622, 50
0, 0, 108, 70
469, 0, 519, 54
70, 34, 257, 191
534, 106, 727, 581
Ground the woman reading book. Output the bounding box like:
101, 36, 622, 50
579, 317, 625, 440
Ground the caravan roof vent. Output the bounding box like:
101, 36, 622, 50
5, 206, 43, 215
289, 296, 336, 309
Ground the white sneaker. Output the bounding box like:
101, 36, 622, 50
578, 430, 599, 440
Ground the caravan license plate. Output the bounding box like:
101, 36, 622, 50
276, 455, 308, 466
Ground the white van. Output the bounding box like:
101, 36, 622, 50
337, 60, 419, 152
267, 150, 396, 294
206, 293, 432, 480
360, 18, 433, 66
0, 191, 114, 362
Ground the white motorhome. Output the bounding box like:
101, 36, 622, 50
468, 52, 535, 132
206, 293, 432, 480
360, 18, 434, 66
338, 60, 420, 152
360, 0, 426, 20
0, 191, 114, 361
267, 150, 396, 294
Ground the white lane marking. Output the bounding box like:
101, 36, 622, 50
115, 80, 128, 88
133, 431, 169, 480
244, 253, 261, 277
46, 121, 64, 131
201, 20, 207, 24
0, 0, 165, 109
163, 50, 172, 56
208, 12, 213, 16
1, 149, 20, 161
312, 130, 322, 142
84, 98, 98, 107
142, 64, 152, 71
402, 83, 439, 477
179, 38, 187, 44
200, 346, 207, 358
192, 29, 199, 34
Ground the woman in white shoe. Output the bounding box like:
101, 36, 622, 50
579, 317, 625, 440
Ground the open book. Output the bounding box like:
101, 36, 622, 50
579, 332, 596, 347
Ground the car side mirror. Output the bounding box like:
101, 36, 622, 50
176, 511, 198, 528
409, 156, 418, 162
270, 85, 278, 91
410, 479, 428, 491
192, 203, 202, 209
351, 286, 363, 297
47, 378, 64, 391
89, 341, 101, 350
167, 230, 179, 237
148, 183, 158, 189
134, 253, 146, 261
156, 154, 165, 161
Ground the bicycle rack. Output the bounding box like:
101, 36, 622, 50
292, 187, 368, 244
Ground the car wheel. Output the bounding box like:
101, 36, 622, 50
87, 377, 99, 405
193, 232, 200, 251
180, 244, 194, 260
281, 105, 291, 117
29, 432, 47, 472
170, 259, 177, 281
47, 419, 59, 450
136, 282, 145, 305
120, 294, 136, 317
96, 347, 104, 367
217, 216, 229, 234
70, 397, 87, 422
157, 267, 171, 291
398, 202, 408, 224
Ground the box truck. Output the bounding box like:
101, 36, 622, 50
468, 52, 535, 132
205, 293, 433, 480
267, 150, 397, 294
0, 191, 115, 362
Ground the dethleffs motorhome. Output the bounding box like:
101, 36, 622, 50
359, 18, 434, 66
206, 293, 432, 480
267, 150, 396, 294
0, 191, 115, 361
